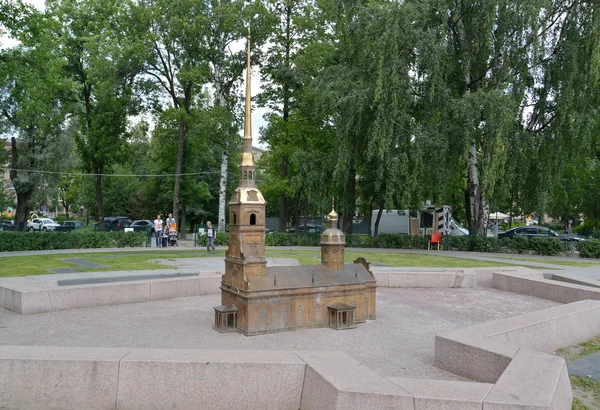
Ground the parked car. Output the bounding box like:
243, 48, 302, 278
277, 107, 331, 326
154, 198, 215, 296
498, 226, 586, 242
104, 217, 132, 231
92, 217, 133, 231
57, 220, 85, 232
0, 219, 14, 231
130, 220, 155, 234
288, 225, 327, 234
27, 218, 61, 232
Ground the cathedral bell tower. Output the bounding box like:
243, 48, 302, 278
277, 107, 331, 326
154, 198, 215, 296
223, 27, 267, 292
320, 201, 345, 271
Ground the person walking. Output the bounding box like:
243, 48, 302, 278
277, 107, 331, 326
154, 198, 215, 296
153, 215, 163, 247
201, 221, 216, 253
166, 213, 176, 229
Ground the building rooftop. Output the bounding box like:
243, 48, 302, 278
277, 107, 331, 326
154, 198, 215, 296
246, 263, 375, 291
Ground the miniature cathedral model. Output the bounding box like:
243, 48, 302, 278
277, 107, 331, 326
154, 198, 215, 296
214, 28, 377, 336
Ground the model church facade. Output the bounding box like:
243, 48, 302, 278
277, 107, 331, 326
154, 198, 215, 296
213, 29, 376, 336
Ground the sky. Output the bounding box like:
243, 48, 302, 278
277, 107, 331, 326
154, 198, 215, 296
5, 0, 269, 149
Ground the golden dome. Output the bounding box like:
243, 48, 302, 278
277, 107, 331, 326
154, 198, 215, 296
328, 208, 338, 220
320, 228, 345, 244
241, 152, 254, 167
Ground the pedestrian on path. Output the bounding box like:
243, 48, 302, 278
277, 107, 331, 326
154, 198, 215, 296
200, 221, 216, 253
166, 213, 176, 229
154, 215, 163, 247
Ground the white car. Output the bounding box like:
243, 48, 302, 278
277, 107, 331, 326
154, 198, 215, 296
27, 218, 61, 232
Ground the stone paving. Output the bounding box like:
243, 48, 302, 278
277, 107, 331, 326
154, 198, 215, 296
0, 287, 558, 381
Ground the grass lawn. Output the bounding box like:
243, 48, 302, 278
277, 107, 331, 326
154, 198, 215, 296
0, 250, 215, 277
495, 256, 598, 267
0, 248, 520, 277
265, 249, 514, 268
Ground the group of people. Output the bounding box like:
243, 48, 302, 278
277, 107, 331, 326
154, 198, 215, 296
152, 214, 216, 252
153, 213, 177, 248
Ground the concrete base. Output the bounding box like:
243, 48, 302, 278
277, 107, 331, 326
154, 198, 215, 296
492, 271, 600, 303
0, 273, 221, 314
372, 268, 477, 288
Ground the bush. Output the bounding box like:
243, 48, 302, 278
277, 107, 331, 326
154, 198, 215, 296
466, 236, 503, 252
345, 234, 374, 248
442, 235, 468, 251
579, 238, 600, 259
505, 236, 530, 253
0, 231, 146, 252
528, 237, 564, 256
195, 232, 230, 247
374, 233, 429, 249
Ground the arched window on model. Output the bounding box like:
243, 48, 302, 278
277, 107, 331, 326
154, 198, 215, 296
250, 214, 256, 225
243, 171, 247, 180
233, 213, 237, 225
249, 171, 252, 180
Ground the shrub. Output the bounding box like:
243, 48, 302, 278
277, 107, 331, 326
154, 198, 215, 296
528, 237, 564, 256
442, 235, 467, 251
374, 233, 429, 249
466, 236, 503, 253
0, 231, 146, 252
504, 236, 530, 253
345, 234, 374, 248
579, 238, 600, 259
195, 232, 230, 246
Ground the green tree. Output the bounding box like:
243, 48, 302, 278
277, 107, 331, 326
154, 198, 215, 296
138, 0, 212, 230
48, 0, 145, 230
0, 9, 73, 230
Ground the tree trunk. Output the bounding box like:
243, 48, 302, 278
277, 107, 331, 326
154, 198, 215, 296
292, 198, 300, 232
466, 140, 483, 235
93, 164, 105, 231
218, 142, 228, 232
303, 196, 308, 231
374, 202, 384, 237
14, 192, 30, 232
342, 167, 356, 234
214, 53, 229, 233
180, 202, 187, 240
279, 192, 287, 232
172, 116, 185, 231
9, 137, 30, 232
368, 196, 376, 236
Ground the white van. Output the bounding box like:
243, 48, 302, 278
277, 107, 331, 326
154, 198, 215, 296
371, 208, 468, 236
370, 210, 411, 235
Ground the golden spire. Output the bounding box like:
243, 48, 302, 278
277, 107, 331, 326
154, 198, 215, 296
240, 24, 255, 186
244, 25, 252, 142
328, 197, 338, 222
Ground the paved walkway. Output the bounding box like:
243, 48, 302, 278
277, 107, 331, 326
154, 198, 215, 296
0, 287, 558, 381
0, 244, 591, 382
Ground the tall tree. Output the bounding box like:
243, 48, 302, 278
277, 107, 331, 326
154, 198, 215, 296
0, 8, 72, 230
138, 0, 211, 231
48, 0, 145, 230
201, 0, 271, 232
258, 0, 324, 231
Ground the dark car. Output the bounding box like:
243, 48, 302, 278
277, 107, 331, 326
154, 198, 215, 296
63, 221, 84, 229
56, 220, 85, 232
288, 225, 327, 234
98, 217, 132, 231
498, 226, 586, 242
0, 220, 14, 231
131, 220, 155, 234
